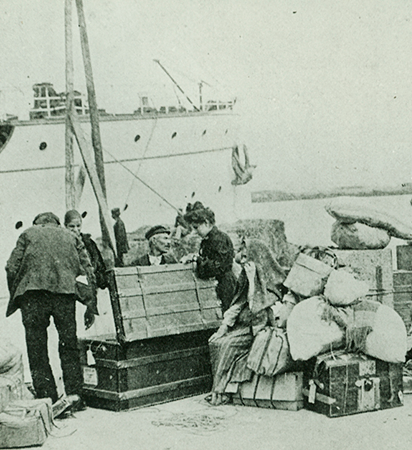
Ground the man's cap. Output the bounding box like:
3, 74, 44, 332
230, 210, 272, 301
111, 207, 121, 216
145, 225, 170, 241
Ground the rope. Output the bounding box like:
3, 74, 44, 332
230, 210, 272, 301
123, 114, 158, 209
102, 145, 180, 214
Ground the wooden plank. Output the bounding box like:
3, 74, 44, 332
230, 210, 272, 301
93, 346, 209, 369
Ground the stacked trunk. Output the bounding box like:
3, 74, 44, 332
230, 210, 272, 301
80, 264, 222, 411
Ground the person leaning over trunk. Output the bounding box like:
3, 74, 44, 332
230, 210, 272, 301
5, 212, 97, 411
182, 202, 236, 314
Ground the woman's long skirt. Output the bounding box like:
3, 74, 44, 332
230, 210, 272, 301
208, 326, 253, 393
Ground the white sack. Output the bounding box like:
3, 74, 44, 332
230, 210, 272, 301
364, 304, 407, 363
331, 221, 391, 249
286, 296, 345, 361
326, 197, 412, 240
324, 269, 370, 306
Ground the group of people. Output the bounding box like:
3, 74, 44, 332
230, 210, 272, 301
4, 201, 287, 413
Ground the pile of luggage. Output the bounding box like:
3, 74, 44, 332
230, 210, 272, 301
226, 244, 407, 418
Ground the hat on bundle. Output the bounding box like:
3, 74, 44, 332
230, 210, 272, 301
145, 225, 170, 241
33, 212, 61, 226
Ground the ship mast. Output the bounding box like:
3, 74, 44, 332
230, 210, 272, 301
65, 0, 115, 260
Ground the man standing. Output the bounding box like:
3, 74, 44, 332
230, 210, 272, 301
111, 207, 129, 267
5, 212, 96, 409
131, 225, 177, 266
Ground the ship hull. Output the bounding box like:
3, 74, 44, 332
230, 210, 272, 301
0, 111, 252, 285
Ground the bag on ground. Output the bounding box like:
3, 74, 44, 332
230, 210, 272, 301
0, 398, 52, 448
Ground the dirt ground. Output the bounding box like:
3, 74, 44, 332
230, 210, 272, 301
38, 392, 412, 450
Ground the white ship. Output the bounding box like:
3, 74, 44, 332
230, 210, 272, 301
0, 82, 255, 245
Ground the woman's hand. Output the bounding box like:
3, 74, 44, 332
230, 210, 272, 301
209, 324, 229, 343
180, 253, 198, 264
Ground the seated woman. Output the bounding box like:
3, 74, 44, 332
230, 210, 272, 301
207, 239, 286, 405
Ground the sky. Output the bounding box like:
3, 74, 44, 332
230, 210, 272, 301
1, 0, 412, 193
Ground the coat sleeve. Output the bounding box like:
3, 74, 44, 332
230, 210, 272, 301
196, 234, 234, 279
5, 232, 27, 296
75, 235, 98, 314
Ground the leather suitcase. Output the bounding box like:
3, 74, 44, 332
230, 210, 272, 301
303, 351, 403, 417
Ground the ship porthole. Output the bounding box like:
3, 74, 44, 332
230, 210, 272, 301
171, 132, 177, 139
202, 129, 207, 136
39, 142, 47, 151
134, 134, 141, 142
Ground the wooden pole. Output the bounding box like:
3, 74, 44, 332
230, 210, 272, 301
65, 0, 76, 209
75, 0, 111, 248
70, 110, 116, 247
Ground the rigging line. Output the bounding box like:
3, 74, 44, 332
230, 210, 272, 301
102, 146, 181, 214
123, 114, 158, 207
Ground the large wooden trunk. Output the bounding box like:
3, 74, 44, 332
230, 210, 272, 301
111, 264, 221, 342
334, 249, 393, 307
303, 352, 403, 418
80, 264, 221, 411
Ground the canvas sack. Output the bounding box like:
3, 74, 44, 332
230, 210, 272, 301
324, 269, 370, 306
247, 327, 294, 377
287, 296, 345, 361
0, 398, 52, 448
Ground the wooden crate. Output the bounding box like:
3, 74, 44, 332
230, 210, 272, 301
393, 270, 412, 330
334, 249, 393, 307
396, 245, 412, 271
80, 264, 221, 411
109, 263, 222, 342
80, 330, 214, 411
230, 372, 304, 411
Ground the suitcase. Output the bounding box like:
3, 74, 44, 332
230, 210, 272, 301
230, 372, 304, 411
0, 398, 52, 448
333, 249, 393, 307
303, 351, 403, 417
393, 270, 412, 330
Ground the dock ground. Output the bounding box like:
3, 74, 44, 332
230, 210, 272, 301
43, 392, 412, 450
